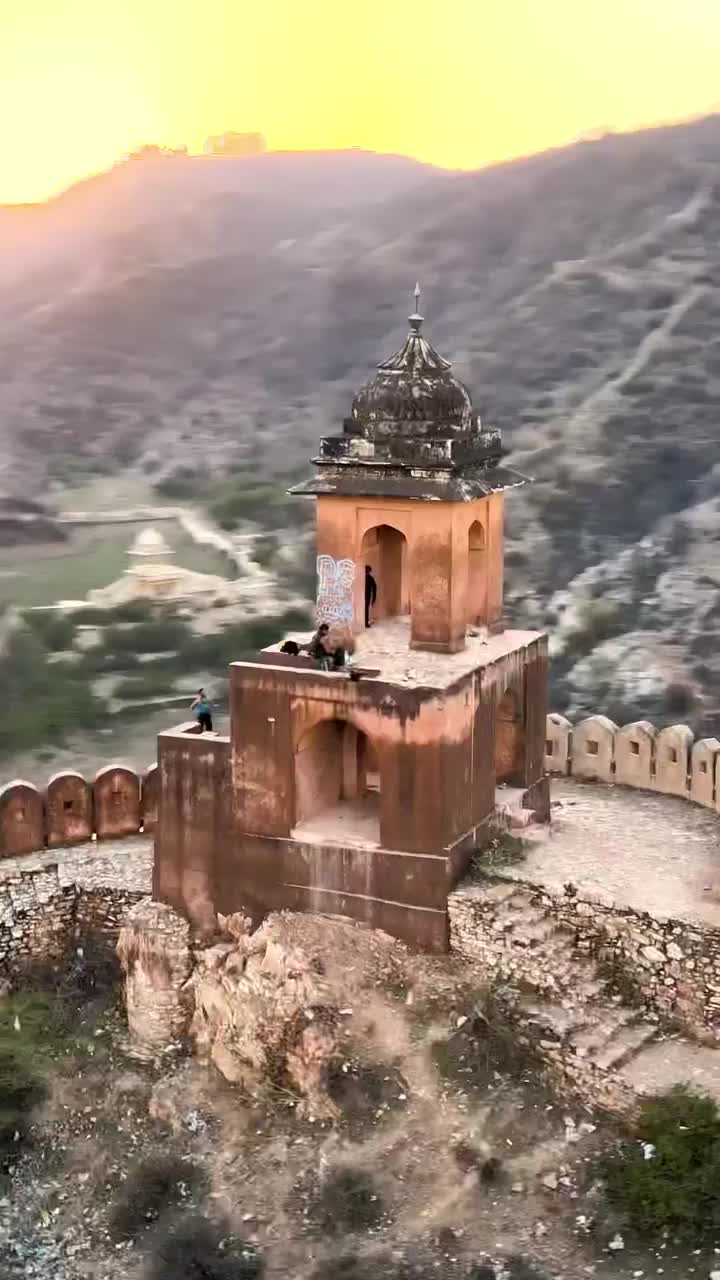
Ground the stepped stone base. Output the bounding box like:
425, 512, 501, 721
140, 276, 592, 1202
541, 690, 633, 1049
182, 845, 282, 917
450, 780, 720, 1113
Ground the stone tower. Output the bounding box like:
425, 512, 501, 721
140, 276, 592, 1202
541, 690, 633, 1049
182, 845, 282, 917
291, 285, 526, 650
153, 292, 550, 950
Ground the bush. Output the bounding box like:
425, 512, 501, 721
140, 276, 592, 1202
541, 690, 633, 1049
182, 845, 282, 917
114, 674, 177, 701
599, 1086, 720, 1241
663, 681, 695, 717
563, 599, 622, 659
112, 599, 156, 623
153, 468, 204, 501
104, 618, 188, 653
0, 993, 68, 1167
22, 609, 76, 651
297, 1165, 387, 1234
0, 626, 105, 756
148, 1215, 263, 1279
430, 987, 549, 1095
109, 1154, 207, 1241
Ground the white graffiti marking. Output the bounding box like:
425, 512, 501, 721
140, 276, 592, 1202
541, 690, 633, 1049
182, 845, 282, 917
316, 555, 355, 623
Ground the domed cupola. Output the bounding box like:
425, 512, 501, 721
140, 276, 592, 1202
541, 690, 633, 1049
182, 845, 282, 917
290, 287, 529, 503
350, 286, 475, 440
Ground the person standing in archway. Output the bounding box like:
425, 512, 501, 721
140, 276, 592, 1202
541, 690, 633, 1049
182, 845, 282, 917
364, 564, 377, 628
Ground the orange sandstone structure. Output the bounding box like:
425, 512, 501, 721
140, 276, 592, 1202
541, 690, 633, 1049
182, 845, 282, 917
153, 292, 550, 949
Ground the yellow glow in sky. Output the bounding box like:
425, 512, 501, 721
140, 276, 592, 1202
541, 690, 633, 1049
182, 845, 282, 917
1, 0, 719, 203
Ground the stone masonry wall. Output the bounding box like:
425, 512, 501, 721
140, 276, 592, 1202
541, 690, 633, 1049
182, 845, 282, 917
0, 836, 152, 979
450, 877, 720, 1039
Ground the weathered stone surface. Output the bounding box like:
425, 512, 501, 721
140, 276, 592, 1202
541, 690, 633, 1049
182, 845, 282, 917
571, 715, 617, 782
0, 837, 151, 978
46, 771, 93, 847
117, 900, 192, 1058
544, 712, 572, 776
189, 914, 339, 1116
0, 781, 44, 858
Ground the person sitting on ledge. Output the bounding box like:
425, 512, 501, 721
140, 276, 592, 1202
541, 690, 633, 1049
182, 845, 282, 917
318, 624, 354, 672
191, 688, 213, 732
305, 622, 330, 661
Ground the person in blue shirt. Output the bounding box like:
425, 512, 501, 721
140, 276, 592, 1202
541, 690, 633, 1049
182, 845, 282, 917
191, 688, 213, 732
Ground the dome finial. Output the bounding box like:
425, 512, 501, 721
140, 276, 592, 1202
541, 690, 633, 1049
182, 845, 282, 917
409, 281, 423, 335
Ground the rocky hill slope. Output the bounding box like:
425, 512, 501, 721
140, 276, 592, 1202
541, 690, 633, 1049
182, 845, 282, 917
3, 121, 720, 725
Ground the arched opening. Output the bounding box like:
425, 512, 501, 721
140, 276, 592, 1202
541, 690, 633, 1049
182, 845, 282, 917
361, 524, 409, 626
495, 688, 525, 786
467, 520, 487, 626
293, 719, 381, 846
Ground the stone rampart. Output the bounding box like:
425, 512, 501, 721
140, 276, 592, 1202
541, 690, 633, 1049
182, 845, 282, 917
450, 877, 720, 1039
544, 712, 720, 814
0, 834, 152, 977
0, 763, 158, 859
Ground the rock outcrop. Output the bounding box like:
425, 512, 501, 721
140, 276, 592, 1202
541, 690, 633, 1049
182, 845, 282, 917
190, 912, 339, 1117
118, 905, 340, 1114
117, 899, 193, 1058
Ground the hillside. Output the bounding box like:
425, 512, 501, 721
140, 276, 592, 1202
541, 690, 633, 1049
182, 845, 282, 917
3, 124, 720, 725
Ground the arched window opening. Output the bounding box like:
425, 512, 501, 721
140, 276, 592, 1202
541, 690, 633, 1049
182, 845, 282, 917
467, 519, 487, 627
293, 720, 380, 846
361, 524, 409, 625
495, 688, 525, 786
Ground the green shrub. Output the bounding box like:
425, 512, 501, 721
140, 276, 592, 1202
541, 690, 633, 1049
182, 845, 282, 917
153, 468, 204, 501
112, 599, 156, 623
22, 610, 76, 651
0, 993, 67, 1167
113, 675, 177, 701
104, 618, 188, 653
294, 1165, 387, 1235
0, 626, 105, 756
563, 599, 622, 659
207, 479, 311, 534
67, 606, 116, 626
148, 1215, 263, 1279
599, 1086, 720, 1241
109, 1154, 207, 1241
663, 681, 695, 717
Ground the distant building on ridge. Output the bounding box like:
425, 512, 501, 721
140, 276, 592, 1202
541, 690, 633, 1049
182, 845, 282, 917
204, 132, 267, 158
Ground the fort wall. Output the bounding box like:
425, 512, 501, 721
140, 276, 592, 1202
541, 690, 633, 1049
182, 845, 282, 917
0, 834, 151, 978
450, 876, 720, 1041
1, 707, 720, 979
544, 712, 720, 812
0, 763, 158, 859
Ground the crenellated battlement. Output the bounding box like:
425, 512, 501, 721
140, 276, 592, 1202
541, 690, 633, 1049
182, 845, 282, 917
544, 712, 720, 813
0, 761, 158, 860
2, 710, 719, 869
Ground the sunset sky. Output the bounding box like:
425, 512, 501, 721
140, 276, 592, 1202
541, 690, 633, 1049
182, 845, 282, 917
2, 0, 719, 204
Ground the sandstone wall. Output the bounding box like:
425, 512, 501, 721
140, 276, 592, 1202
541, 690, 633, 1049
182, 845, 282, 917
544, 713, 720, 814
450, 877, 720, 1039
0, 764, 157, 859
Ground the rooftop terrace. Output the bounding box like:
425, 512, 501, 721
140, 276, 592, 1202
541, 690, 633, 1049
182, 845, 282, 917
262, 616, 542, 690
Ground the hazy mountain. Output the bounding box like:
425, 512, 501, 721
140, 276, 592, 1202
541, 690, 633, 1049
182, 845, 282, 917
3, 123, 720, 725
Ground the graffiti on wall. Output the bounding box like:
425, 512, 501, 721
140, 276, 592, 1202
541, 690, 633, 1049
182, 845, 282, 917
316, 555, 355, 623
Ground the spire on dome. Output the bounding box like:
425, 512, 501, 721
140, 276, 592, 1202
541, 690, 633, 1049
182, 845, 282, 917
408, 281, 423, 335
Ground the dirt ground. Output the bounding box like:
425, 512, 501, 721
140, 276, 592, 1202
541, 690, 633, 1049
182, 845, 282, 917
509, 778, 720, 927
1, 914, 715, 1280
